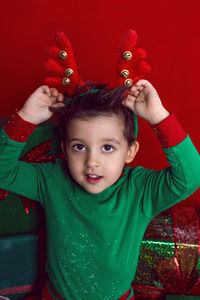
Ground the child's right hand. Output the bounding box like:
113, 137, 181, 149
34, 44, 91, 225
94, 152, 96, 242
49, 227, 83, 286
18, 86, 65, 124
123, 80, 169, 125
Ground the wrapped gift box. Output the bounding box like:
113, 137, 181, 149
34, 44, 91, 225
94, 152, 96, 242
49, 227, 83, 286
0, 233, 45, 299
133, 206, 200, 299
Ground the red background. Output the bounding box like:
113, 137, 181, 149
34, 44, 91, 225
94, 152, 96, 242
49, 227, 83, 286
0, 0, 199, 205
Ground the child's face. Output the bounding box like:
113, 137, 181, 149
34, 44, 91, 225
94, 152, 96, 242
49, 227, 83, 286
63, 114, 139, 194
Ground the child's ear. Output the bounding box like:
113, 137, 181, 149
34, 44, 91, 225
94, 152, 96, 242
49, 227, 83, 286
125, 141, 139, 164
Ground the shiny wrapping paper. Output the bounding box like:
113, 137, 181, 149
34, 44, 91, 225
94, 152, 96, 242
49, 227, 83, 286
132, 206, 200, 299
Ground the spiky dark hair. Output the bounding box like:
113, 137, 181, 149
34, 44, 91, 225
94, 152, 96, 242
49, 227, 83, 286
50, 82, 136, 145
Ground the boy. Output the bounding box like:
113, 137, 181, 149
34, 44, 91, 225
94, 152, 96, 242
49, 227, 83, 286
0, 79, 200, 300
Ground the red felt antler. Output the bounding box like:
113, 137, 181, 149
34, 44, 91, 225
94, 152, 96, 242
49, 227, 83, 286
44, 30, 151, 95
107, 29, 151, 89
44, 32, 85, 96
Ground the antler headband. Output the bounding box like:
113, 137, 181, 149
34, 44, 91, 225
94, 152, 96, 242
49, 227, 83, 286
44, 29, 151, 138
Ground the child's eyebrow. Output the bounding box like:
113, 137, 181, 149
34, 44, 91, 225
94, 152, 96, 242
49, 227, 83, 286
68, 138, 121, 145
68, 138, 85, 143
101, 138, 121, 145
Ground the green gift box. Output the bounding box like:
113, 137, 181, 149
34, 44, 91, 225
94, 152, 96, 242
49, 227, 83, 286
0, 233, 45, 299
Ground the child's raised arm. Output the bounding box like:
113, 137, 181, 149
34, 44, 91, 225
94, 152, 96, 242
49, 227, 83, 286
0, 86, 64, 202
18, 86, 65, 124
123, 79, 200, 218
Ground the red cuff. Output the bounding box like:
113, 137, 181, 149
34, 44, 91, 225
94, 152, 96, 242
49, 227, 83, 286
4, 111, 38, 142
119, 289, 131, 300
151, 113, 187, 148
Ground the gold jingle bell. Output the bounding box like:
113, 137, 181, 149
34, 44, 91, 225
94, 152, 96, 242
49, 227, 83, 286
120, 69, 129, 78
123, 51, 132, 61
59, 50, 67, 59
62, 77, 71, 86
65, 68, 74, 77
124, 79, 133, 88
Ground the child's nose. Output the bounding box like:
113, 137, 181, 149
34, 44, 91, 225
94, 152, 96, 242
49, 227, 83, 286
85, 151, 100, 168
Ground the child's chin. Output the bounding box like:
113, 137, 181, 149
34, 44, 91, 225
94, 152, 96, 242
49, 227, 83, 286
83, 184, 106, 194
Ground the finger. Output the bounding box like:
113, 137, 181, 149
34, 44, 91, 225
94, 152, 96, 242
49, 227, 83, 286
130, 90, 140, 98
138, 86, 144, 92
122, 96, 136, 111
57, 93, 64, 102
128, 86, 140, 98
135, 79, 152, 88
129, 85, 138, 93
40, 85, 51, 95
50, 88, 59, 97
135, 90, 140, 97
129, 83, 143, 92
50, 102, 66, 109
135, 79, 147, 86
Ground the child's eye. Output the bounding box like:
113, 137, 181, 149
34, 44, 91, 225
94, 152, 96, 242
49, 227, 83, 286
72, 144, 86, 152
102, 144, 115, 153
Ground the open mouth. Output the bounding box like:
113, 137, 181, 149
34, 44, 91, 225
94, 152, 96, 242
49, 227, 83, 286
86, 174, 102, 184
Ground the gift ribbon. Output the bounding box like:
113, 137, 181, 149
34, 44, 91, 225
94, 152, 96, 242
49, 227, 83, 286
132, 206, 200, 297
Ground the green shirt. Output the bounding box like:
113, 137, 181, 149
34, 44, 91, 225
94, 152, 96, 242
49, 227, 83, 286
0, 128, 200, 300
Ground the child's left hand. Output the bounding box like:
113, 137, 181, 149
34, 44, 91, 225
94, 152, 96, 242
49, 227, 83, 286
122, 80, 170, 124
